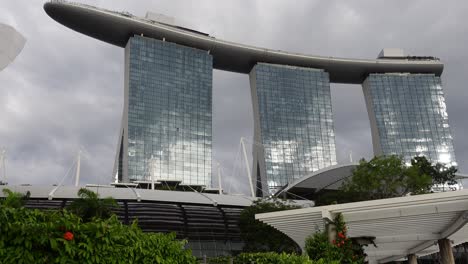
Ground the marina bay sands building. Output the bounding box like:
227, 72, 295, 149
250, 64, 337, 195
44, 1, 456, 196
364, 72, 455, 166
119, 36, 213, 186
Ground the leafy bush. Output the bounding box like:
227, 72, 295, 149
305, 232, 342, 261
67, 188, 118, 222
240, 197, 301, 253
234, 252, 319, 264
207, 256, 232, 263
0, 206, 197, 263
305, 214, 365, 264
1, 188, 30, 208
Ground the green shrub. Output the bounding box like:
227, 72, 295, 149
305, 214, 365, 264
239, 198, 301, 253
67, 188, 118, 222
0, 206, 196, 263
233, 252, 319, 264
207, 256, 232, 264
0, 188, 30, 208
305, 232, 341, 261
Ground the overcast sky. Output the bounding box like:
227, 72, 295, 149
1, 0, 467, 194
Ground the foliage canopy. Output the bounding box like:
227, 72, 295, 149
67, 188, 118, 222
0, 190, 196, 264
305, 214, 365, 264
239, 197, 301, 253
1, 188, 30, 208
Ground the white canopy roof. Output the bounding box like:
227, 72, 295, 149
256, 189, 468, 263
0, 23, 26, 71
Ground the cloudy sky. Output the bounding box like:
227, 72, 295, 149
1, 0, 467, 194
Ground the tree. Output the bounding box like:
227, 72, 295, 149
411, 156, 458, 186
1, 188, 30, 208
239, 197, 301, 253
318, 155, 458, 205
340, 155, 432, 201
67, 188, 118, 222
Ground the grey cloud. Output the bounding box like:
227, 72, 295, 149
0, 0, 467, 195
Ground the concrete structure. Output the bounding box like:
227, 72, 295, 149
0, 23, 26, 71
257, 189, 468, 263
44, 1, 456, 194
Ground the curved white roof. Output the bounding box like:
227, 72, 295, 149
43, 1, 443, 84
257, 189, 468, 263
0, 23, 26, 71
3, 185, 254, 207
1, 185, 312, 208
276, 163, 358, 197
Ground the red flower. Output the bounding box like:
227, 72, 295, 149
338, 232, 346, 239
63, 231, 74, 241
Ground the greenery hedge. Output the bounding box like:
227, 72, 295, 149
233, 252, 337, 264
208, 252, 339, 264
0, 206, 196, 264
1, 189, 367, 264
305, 214, 365, 264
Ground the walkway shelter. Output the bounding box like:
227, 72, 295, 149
256, 189, 468, 263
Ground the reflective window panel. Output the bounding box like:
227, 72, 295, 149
125, 36, 213, 186
250, 63, 337, 194
363, 73, 456, 166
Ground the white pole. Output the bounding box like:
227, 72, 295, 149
217, 162, 222, 194
240, 137, 255, 198
151, 157, 155, 190
0, 149, 6, 183
75, 150, 81, 187
349, 150, 353, 163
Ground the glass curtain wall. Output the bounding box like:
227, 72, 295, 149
363, 73, 456, 166
122, 36, 213, 186
250, 63, 337, 194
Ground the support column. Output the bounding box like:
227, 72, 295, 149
438, 239, 455, 264
326, 222, 336, 244
407, 254, 417, 264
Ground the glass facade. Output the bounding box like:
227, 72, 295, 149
121, 36, 213, 186
363, 73, 456, 166
250, 63, 337, 194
